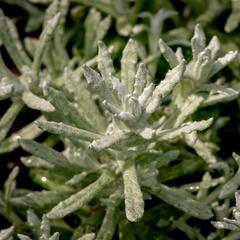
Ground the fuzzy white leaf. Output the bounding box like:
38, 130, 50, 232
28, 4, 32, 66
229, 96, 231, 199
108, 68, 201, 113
83, 65, 106, 99
199, 84, 239, 107
22, 92, 55, 112
206, 36, 220, 60
98, 41, 115, 85
36, 121, 101, 141
174, 94, 204, 127
123, 160, 144, 222
210, 51, 238, 77
185, 132, 217, 164
133, 63, 147, 97
90, 130, 126, 151
157, 118, 213, 140
121, 39, 138, 93
146, 60, 185, 114
138, 83, 155, 106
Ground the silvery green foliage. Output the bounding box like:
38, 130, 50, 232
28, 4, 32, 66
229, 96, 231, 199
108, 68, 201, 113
0, 1, 239, 239
159, 24, 239, 164
36, 35, 216, 224
0, 0, 68, 154
83, 8, 111, 60
212, 191, 240, 231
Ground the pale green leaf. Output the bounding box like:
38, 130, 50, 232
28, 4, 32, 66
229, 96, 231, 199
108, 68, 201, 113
0, 116, 43, 154
10, 190, 72, 210
47, 171, 115, 219
19, 139, 75, 170
159, 38, 179, 68
0, 10, 31, 70
46, 87, 93, 131
151, 184, 213, 220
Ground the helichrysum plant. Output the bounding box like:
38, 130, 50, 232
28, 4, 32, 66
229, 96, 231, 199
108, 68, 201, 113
0, 0, 239, 239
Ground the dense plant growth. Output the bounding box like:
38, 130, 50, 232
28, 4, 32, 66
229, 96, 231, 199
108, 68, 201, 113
0, 0, 240, 239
